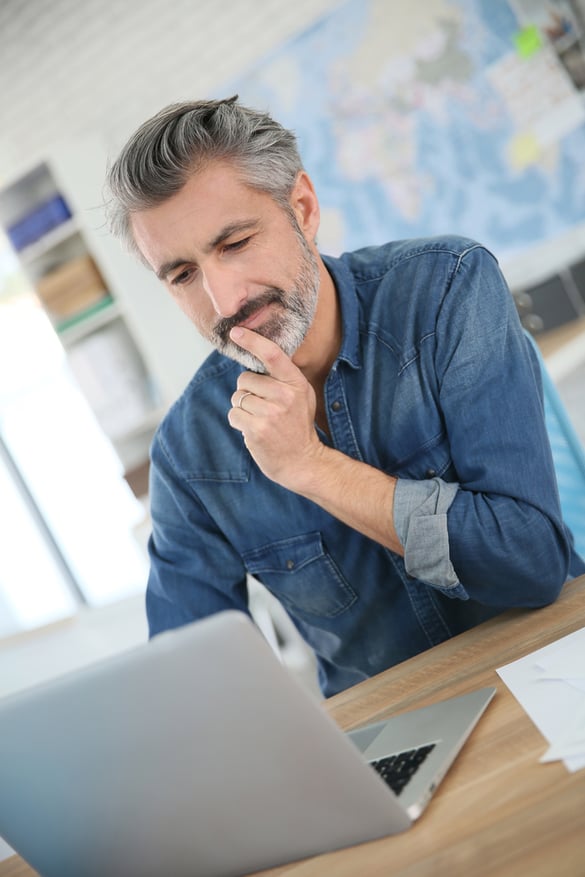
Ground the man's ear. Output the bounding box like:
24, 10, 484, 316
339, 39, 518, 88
290, 171, 320, 241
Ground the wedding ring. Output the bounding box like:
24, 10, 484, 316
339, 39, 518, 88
238, 391, 253, 411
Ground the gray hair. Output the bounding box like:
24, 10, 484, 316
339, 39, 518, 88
104, 95, 304, 259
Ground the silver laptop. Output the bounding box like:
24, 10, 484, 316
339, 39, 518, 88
0, 610, 495, 877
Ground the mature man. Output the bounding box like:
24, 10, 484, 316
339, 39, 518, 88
106, 96, 584, 696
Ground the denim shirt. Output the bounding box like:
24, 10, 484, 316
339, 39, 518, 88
146, 235, 584, 696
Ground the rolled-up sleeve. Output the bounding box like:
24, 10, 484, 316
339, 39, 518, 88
394, 476, 463, 591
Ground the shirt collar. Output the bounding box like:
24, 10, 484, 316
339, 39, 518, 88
321, 253, 361, 370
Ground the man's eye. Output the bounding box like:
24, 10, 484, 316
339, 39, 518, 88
171, 269, 193, 286
224, 237, 250, 253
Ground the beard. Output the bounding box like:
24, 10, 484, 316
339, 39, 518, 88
209, 232, 320, 373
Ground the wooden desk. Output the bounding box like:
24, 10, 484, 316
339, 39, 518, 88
2, 576, 585, 877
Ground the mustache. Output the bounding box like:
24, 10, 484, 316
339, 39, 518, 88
212, 289, 286, 345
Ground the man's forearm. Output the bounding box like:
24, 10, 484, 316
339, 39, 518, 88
285, 443, 404, 556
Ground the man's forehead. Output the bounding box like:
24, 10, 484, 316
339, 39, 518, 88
131, 164, 288, 268
130, 173, 263, 263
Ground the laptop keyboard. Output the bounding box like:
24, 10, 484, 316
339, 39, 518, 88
370, 743, 436, 796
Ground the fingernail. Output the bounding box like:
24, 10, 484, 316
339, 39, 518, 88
230, 327, 244, 340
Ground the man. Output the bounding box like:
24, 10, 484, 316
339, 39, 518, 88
106, 96, 584, 697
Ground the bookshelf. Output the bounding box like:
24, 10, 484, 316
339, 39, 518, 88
0, 138, 209, 493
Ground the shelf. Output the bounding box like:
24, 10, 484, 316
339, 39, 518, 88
0, 139, 183, 477
56, 297, 121, 345
17, 218, 80, 265
537, 316, 585, 359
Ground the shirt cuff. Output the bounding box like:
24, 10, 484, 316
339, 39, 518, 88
393, 477, 461, 589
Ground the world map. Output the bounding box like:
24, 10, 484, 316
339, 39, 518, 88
228, 0, 585, 263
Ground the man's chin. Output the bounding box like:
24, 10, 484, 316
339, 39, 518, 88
220, 340, 267, 374
213, 318, 307, 372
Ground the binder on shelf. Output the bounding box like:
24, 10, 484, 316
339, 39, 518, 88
6, 194, 72, 251
55, 296, 116, 336
35, 253, 109, 322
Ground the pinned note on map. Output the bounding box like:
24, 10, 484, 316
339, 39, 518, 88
508, 131, 541, 170
514, 25, 543, 58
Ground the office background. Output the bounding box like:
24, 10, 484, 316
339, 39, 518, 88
0, 0, 584, 723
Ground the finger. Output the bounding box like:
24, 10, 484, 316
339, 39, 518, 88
231, 389, 255, 411
235, 370, 279, 401
229, 326, 301, 381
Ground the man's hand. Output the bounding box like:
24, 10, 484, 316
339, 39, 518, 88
227, 326, 324, 490
227, 326, 403, 555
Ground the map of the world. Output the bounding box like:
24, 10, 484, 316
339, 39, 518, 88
228, 0, 585, 264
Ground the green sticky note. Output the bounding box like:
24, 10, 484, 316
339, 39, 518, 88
515, 25, 543, 58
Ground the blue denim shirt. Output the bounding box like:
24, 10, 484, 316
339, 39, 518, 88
146, 236, 584, 696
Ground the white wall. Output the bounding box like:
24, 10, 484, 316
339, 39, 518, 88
0, 0, 340, 180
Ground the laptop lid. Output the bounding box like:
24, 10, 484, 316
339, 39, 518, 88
0, 611, 494, 877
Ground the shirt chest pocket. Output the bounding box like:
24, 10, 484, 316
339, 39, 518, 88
243, 532, 358, 619
392, 432, 456, 482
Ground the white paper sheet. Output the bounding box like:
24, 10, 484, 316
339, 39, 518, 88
496, 626, 585, 772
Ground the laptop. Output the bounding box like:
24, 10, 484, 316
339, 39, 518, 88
0, 610, 495, 877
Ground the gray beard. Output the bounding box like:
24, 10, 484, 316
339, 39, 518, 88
210, 251, 319, 374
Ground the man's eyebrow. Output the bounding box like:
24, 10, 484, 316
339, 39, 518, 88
156, 259, 188, 281
155, 219, 259, 281
208, 219, 258, 251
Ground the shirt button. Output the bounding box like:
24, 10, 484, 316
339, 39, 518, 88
331, 400, 342, 412
425, 468, 437, 479
286, 559, 295, 570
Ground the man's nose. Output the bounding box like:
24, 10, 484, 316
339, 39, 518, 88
201, 265, 247, 318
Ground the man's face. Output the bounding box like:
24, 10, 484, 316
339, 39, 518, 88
130, 161, 320, 372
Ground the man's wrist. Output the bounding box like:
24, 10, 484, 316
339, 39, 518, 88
281, 440, 337, 498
